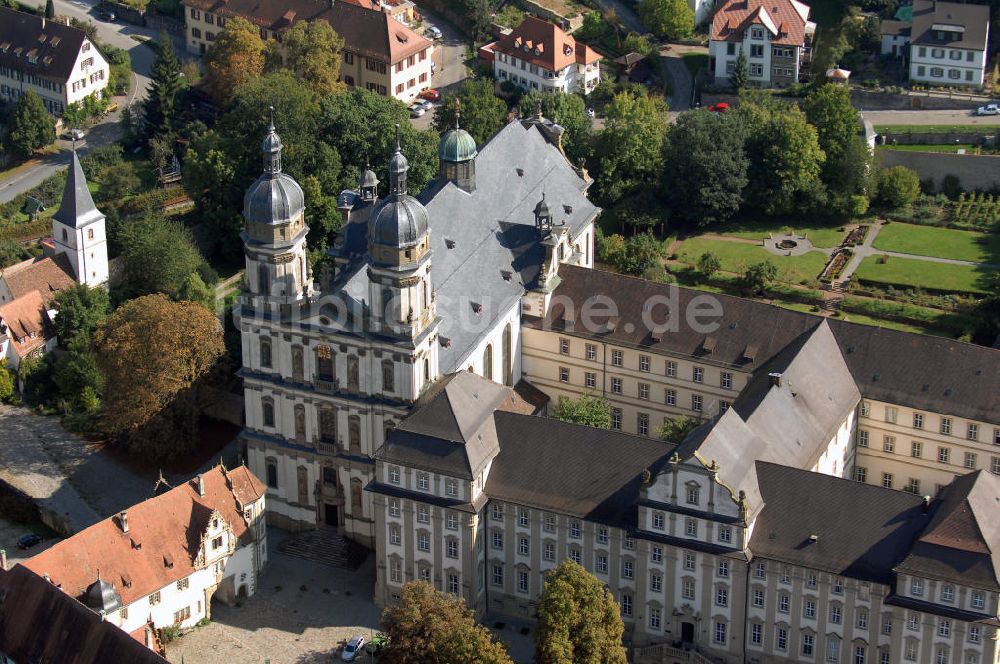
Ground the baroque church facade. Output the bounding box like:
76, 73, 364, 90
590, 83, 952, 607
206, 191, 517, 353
237, 111, 597, 546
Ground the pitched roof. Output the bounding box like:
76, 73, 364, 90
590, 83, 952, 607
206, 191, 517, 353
711, 0, 810, 47
750, 461, 930, 585
880, 19, 911, 37
23, 466, 265, 608
910, 0, 990, 50
0, 7, 91, 81
896, 470, 1000, 589
0, 565, 169, 664
486, 411, 674, 527
493, 16, 601, 72
377, 372, 511, 478
53, 148, 104, 230
0, 290, 53, 358
0, 253, 77, 304
179, 0, 430, 64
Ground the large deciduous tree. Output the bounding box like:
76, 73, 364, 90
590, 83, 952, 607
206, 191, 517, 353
144, 32, 183, 137
432, 78, 508, 147
638, 0, 694, 40
535, 560, 627, 664
52, 284, 110, 349
552, 394, 612, 429
596, 91, 669, 205
663, 110, 748, 227
520, 89, 593, 162
380, 582, 514, 664
8, 91, 55, 157
203, 17, 265, 106
94, 294, 225, 459
117, 213, 209, 301
273, 20, 345, 96
802, 83, 859, 170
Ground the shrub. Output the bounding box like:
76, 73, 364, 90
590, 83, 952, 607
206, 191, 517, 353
875, 166, 921, 209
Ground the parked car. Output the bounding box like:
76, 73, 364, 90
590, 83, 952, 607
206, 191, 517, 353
416, 99, 434, 112
975, 103, 999, 116
341, 635, 366, 662
708, 102, 730, 113
409, 103, 426, 118
17, 533, 42, 550
420, 88, 441, 101
98, 9, 115, 21
66, 128, 86, 141
426, 25, 442, 40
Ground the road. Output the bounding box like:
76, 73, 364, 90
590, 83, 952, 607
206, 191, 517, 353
0, 0, 165, 204
858, 109, 1000, 126
591, 0, 645, 34
409, 9, 469, 131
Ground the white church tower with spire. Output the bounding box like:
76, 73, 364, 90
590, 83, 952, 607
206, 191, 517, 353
51, 145, 108, 287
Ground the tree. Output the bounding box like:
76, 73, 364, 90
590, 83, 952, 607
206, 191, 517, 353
52, 347, 104, 414
658, 416, 700, 444
663, 110, 748, 226
802, 83, 859, 169
433, 78, 508, 147
875, 166, 921, 209
622, 233, 666, 274
52, 284, 110, 348
274, 20, 345, 96
8, 91, 54, 158
520, 90, 593, 162
596, 91, 669, 205
623, 33, 654, 57
465, 0, 495, 41
117, 213, 209, 301
638, 0, 694, 40
45, 0, 54, 19
0, 239, 28, 269
98, 161, 140, 202
730, 48, 748, 92
144, 32, 183, 137
552, 394, 612, 429
697, 251, 722, 277
203, 17, 265, 106
176, 272, 216, 311
495, 4, 524, 28
535, 560, 626, 664
740, 259, 778, 295
380, 582, 514, 664
93, 294, 225, 459
0, 360, 13, 404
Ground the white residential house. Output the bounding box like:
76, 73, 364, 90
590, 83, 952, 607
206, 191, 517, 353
907, 0, 990, 87
709, 0, 814, 88
491, 16, 602, 95
24, 467, 267, 641
0, 7, 110, 116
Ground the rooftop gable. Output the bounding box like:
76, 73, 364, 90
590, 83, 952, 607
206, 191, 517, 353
0, 7, 91, 81
494, 15, 601, 72
910, 0, 989, 50
711, 0, 810, 47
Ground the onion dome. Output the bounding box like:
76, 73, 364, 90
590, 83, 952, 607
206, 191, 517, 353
359, 166, 379, 190
85, 576, 122, 613
243, 110, 305, 226
369, 126, 429, 254
439, 113, 477, 163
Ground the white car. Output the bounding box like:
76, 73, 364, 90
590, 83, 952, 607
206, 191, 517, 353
976, 103, 999, 116
66, 128, 86, 141
409, 104, 426, 118
426, 25, 442, 40
341, 635, 366, 662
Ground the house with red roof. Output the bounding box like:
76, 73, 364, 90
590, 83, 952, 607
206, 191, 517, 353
491, 16, 602, 95
23, 466, 267, 643
709, 0, 815, 87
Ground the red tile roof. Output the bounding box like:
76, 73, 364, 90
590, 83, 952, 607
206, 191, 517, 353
0, 253, 77, 304
24, 466, 265, 608
0, 290, 53, 359
494, 16, 601, 73
711, 0, 810, 47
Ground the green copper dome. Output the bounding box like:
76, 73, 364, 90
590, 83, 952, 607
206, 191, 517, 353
439, 127, 478, 163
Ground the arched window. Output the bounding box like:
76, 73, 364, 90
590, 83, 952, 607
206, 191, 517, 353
297, 256, 305, 288
502, 323, 512, 386
258, 264, 270, 295
316, 346, 334, 382
260, 338, 272, 368
262, 398, 275, 428
294, 404, 306, 441
62, 229, 68, 242
319, 406, 337, 443
347, 356, 360, 392
291, 346, 304, 381
482, 344, 493, 381
265, 457, 278, 489
423, 358, 430, 384
350, 478, 363, 509
348, 415, 361, 454
382, 288, 393, 321
382, 360, 394, 392
296, 466, 309, 506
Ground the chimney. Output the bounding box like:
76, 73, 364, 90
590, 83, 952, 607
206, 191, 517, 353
922, 495, 930, 513
0, 549, 6, 571
119, 510, 129, 533
197, 474, 205, 496
768, 372, 783, 388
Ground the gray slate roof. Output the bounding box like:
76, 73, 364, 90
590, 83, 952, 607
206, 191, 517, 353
0, 8, 90, 81
53, 149, 103, 229
911, 0, 990, 50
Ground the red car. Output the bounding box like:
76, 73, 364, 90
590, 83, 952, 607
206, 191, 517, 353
420, 89, 441, 101
708, 102, 730, 113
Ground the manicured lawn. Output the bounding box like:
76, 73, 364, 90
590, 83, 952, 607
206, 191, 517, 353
676, 237, 829, 284
854, 255, 997, 295
877, 144, 976, 153
872, 222, 1000, 264
715, 220, 848, 248
839, 311, 939, 336
874, 124, 989, 134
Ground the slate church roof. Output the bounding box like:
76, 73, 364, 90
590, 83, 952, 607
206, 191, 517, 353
53, 148, 104, 230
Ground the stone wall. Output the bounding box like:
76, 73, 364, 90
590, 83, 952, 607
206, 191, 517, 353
877, 150, 1000, 192
851, 88, 988, 111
